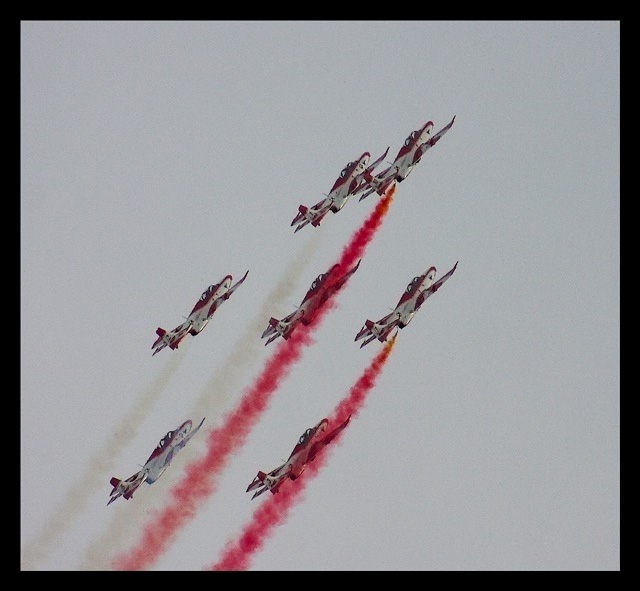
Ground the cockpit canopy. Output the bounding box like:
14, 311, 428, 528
200, 285, 215, 301
340, 162, 355, 178
311, 274, 324, 291
406, 276, 421, 293
157, 431, 174, 450
404, 130, 419, 147
298, 428, 314, 446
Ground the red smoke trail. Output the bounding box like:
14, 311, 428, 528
209, 335, 397, 571
335, 185, 395, 274
110, 186, 395, 571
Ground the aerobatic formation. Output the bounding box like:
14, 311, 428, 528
97, 116, 457, 570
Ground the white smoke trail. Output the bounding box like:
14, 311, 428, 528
21, 343, 190, 570
77, 229, 325, 570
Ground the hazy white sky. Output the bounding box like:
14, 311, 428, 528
21, 20, 619, 571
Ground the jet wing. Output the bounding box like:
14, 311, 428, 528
365, 147, 390, 176
307, 415, 351, 461
175, 417, 205, 452
416, 116, 455, 159
414, 261, 458, 309
353, 147, 390, 193
328, 259, 361, 293
206, 270, 249, 318
377, 321, 399, 342
167, 321, 192, 349
308, 201, 332, 226
226, 270, 249, 299
322, 415, 351, 445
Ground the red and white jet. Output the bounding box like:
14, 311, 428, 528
246, 415, 351, 499
152, 270, 249, 356
107, 417, 205, 505
355, 261, 458, 348
261, 260, 361, 345
356, 116, 455, 201
291, 148, 389, 232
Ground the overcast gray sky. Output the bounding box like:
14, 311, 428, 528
21, 20, 619, 571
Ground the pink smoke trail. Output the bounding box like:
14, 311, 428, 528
210, 335, 397, 571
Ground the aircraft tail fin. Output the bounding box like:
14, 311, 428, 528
247, 471, 268, 493
248, 471, 271, 499
291, 205, 308, 227
265, 333, 280, 346
261, 317, 278, 337
359, 187, 376, 202
251, 486, 268, 500
360, 334, 377, 348
355, 319, 375, 341
152, 328, 166, 348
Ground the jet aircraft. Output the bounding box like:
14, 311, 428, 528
291, 148, 389, 232
355, 261, 458, 348
152, 270, 248, 355
107, 417, 205, 505
246, 416, 351, 499
356, 116, 455, 201
261, 260, 361, 345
